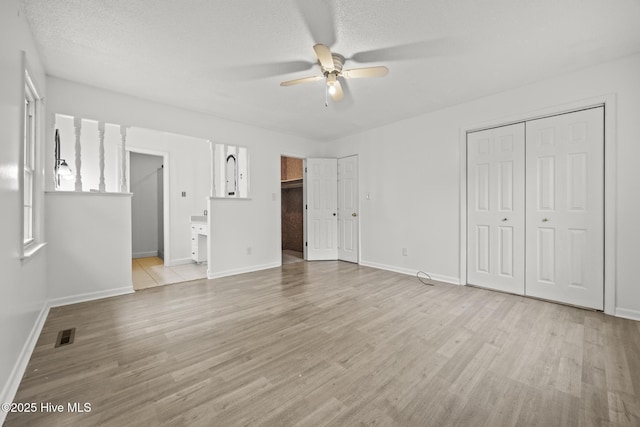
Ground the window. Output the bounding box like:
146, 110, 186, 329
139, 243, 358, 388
23, 73, 37, 247
20, 60, 44, 260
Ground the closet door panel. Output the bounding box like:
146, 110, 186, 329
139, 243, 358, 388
467, 123, 525, 294
525, 107, 604, 310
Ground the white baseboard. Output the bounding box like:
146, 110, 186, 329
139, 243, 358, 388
0, 301, 50, 425
164, 257, 194, 267
615, 307, 640, 322
207, 262, 281, 279
48, 286, 134, 308
132, 251, 158, 259
359, 260, 461, 285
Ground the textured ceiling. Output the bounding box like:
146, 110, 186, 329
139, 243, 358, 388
23, 0, 640, 140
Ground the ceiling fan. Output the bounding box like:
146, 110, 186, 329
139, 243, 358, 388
280, 43, 388, 105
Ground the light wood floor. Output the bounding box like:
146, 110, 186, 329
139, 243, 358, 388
132, 256, 207, 290
6, 261, 640, 426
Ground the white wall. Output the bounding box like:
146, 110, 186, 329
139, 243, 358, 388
325, 52, 640, 320
46, 192, 133, 302
0, 0, 49, 417
126, 127, 210, 265
130, 152, 163, 258
53, 112, 212, 265
46, 77, 325, 277
207, 135, 325, 277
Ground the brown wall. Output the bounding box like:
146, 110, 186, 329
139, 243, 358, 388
281, 187, 303, 252
281, 156, 304, 252
281, 157, 303, 181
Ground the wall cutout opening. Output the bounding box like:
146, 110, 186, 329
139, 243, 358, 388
214, 143, 249, 198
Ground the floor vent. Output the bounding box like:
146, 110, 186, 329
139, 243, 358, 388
55, 328, 76, 348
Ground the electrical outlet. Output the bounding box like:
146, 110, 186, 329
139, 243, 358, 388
247, 246, 252, 255
402, 248, 408, 256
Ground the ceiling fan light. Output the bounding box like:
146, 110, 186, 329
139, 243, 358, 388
326, 73, 338, 95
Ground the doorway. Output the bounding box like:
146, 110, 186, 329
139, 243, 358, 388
130, 152, 164, 260
281, 156, 304, 264
127, 148, 175, 289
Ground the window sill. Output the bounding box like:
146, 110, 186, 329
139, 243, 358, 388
209, 196, 252, 200
21, 242, 47, 263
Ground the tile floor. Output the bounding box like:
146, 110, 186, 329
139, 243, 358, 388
132, 256, 207, 290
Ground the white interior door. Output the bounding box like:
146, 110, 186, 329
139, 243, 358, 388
305, 158, 338, 260
338, 156, 359, 263
525, 107, 604, 310
467, 123, 525, 294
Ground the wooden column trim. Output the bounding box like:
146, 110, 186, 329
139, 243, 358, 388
120, 125, 128, 193
73, 116, 82, 191
98, 121, 106, 192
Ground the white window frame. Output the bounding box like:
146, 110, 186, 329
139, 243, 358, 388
23, 75, 36, 247
20, 54, 45, 260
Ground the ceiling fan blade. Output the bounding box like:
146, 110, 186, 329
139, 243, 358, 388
334, 78, 354, 110
221, 60, 315, 80
330, 79, 344, 101
341, 66, 389, 79
297, 0, 336, 46
313, 44, 335, 71
280, 75, 323, 87
350, 39, 459, 63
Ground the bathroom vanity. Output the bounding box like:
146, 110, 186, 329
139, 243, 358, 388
190, 216, 208, 263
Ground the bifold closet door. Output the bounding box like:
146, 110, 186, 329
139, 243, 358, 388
467, 123, 525, 294
525, 107, 604, 310
338, 156, 359, 264
305, 158, 338, 260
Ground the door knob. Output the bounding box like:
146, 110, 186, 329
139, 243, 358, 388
501, 218, 508, 222
333, 213, 336, 216
542, 218, 549, 222
352, 213, 357, 217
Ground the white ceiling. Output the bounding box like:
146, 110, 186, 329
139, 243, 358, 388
23, 0, 640, 141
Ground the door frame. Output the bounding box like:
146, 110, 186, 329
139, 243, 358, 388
458, 94, 617, 315
125, 146, 171, 266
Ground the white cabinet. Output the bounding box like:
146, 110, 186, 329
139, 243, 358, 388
191, 221, 208, 263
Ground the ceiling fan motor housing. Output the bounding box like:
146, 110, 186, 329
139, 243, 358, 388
324, 53, 345, 75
